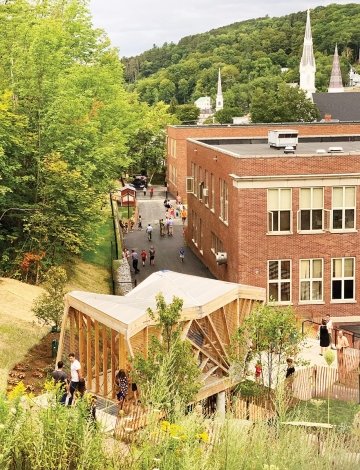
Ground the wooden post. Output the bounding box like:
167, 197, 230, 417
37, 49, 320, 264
102, 325, 108, 397
78, 312, 85, 369
119, 333, 127, 369
111, 330, 116, 399
69, 309, 75, 353
94, 320, 100, 394
86, 316, 92, 390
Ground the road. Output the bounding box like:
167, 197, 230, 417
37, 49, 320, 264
123, 186, 214, 284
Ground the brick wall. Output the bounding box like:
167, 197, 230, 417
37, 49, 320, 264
186, 137, 360, 319
167, 122, 360, 199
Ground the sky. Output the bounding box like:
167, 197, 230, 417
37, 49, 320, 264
89, 1, 352, 57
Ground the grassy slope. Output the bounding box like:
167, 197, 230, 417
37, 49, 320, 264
291, 398, 360, 427
0, 278, 47, 390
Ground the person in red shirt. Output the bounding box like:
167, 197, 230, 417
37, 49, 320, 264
140, 249, 147, 267
255, 361, 262, 383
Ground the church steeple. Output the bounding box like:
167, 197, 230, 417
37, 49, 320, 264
215, 68, 223, 112
300, 9, 316, 99
328, 44, 344, 93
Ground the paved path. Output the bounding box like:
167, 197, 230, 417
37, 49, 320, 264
123, 187, 213, 284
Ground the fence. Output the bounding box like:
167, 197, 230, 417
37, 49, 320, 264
293, 361, 360, 402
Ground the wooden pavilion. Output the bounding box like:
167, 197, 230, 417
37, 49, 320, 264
56, 271, 265, 402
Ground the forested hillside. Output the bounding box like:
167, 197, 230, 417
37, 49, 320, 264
0, 0, 173, 280
123, 3, 360, 120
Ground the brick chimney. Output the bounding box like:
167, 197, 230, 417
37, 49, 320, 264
324, 114, 332, 121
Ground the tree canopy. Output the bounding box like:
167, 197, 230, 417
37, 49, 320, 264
0, 0, 172, 278
123, 4, 360, 120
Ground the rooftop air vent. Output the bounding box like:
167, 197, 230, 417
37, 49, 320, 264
316, 149, 327, 154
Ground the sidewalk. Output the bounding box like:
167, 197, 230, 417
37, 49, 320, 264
123, 187, 213, 285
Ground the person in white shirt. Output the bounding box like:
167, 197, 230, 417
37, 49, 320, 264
325, 314, 335, 349
68, 352, 82, 405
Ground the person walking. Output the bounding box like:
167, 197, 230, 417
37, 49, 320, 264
143, 186, 147, 197
168, 218, 174, 236
325, 314, 335, 349
255, 361, 262, 384
140, 249, 147, 267
285, 358, 295, 378
138, 214, 142, 230
131, 249, 140, 273
179, 247, 185, 262
159, 218, 165, 237
115, 369, 128, 411
149, 187, 154, 199
51, 360, 68, 404
181, 207, 187, 225
149, 246, 156, 266
318, 318, 330, 355
68, 353, 82, 406
146, 223, 153, 241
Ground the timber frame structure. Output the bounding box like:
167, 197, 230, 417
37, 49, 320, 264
56, 271, 265, 401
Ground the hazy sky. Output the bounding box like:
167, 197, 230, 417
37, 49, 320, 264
89, 1, 352, 57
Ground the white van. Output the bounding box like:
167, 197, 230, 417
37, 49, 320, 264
268, 130, 298, 149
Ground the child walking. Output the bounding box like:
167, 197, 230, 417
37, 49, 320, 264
140, 249, 147, 267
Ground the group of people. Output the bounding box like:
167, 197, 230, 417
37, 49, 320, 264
318, 315, 349, 361
122, 246, 156, 274
255, 357, 295, 384
51, 353, 96, 419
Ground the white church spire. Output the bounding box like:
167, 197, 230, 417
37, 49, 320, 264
300, 9, 316, 99
215, 68, 223, 112
328, 44, 344, 93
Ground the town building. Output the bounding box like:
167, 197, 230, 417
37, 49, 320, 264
299, 9, 316, 100
167, 122, 360, 319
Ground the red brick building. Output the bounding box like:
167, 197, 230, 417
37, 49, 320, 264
166, 123, 360, 319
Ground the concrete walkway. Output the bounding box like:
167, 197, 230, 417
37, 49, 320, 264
123, 187, 214, 285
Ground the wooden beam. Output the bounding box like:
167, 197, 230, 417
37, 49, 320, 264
195, 319, 229, 366
200, 357, 209, 371
94, 320, 100, 394
221, 305, 231, 344
119, 333, 127, 369
69, 308, 75, 353
78, 312, 85, 370
202, 365, 218, 381
86, 315, 92, 390
102, 325, 108, 397
181, 320, 192, 340
111, 330, 116, 399
205, 316, 230, 363
187, 338, 228, 374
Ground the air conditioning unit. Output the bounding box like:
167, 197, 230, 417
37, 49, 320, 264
215, 252, 227, 265
202, 188, 209, 197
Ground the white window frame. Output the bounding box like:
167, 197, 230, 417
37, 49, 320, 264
331, 186, 356, 233
299, 258, 324, 304
298, 187, 324, 233
210, 173, 215, 212
267, 188, 292, 234
331, 257, 356, 303
186, 177, 194, 194
211, 232, 223, 255
267, 259, 292, 304
219, 179, 229, 224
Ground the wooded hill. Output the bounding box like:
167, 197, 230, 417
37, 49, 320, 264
123, 3, 360, 115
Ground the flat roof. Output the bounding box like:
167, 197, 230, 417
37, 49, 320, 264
194, 139, 360, 158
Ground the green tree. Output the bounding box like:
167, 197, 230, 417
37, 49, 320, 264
174, 104, 200, 124
32, 266, 67, 330
132, 294, 200, 410
232, 303, 302, 388
250, 83, 320, 123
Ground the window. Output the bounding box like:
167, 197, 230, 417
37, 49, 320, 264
204, 170, 209, 206
210, 173, 215, 211
267, 188, 291, 233
268, 260, 291, 303
299, 187, 324, 231
332, 187, 355, 230
219, 179, 228, 223
192, 211, 198, 245
331, 258, 355, 301
211, 232, 223, 254
193, 163, 198, 197
186, 177, 194, 193
300, 259, 323, 302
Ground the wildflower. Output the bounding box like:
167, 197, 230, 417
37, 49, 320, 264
160, 420, 171, 432
197, 431, 209, 442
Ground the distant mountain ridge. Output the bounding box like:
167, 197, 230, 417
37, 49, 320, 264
122, 3, 360, 115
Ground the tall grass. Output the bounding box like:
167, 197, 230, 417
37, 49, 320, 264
1, 383, 359, 469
